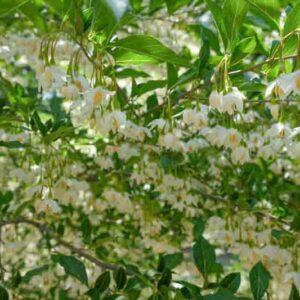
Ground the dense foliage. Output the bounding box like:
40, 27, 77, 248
1, 0, 300, 299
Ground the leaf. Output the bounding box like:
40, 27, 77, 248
112, 49, 159, 65
0, 0, 29, 17
95, 271, 111, 293
92, 0, 118, 39
157, 268, 172, 289
205, 0, 228, 48
193, 219, 205, 241
165, 0, 189, 14
167, 63, 178, 89
223, 0, 248, 44
22, 265, 50, 284
289, 284, 300, 300
246, 0, 280, 31
115, 68, 150, 78
0, 140, 28, 148
176, 281, 201, 299
193, 237, 216, 278
283, 1, 300, 36
220, 273, 241, 294
198, 31, 210, 73
203, 290, 237, 300
19, 1, 46, 31
81, 217, 92, 244
231, 37, 257, 65
114, 267, 127, 290
58, 255, 88, 286
0, 285, 9, 300
0, 191, 13, 205
163, 252, 183, 270
112, 35, 191, 67
249, 261, 271, 300
132, 80, 166, 97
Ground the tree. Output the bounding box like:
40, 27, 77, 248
0, 0, 300, 299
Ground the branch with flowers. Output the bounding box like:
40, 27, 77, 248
1, 0, 300, 299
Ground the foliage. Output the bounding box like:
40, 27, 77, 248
0, 0, 300, 299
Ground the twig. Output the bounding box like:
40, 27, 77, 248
228, 54, 300, 76
0, 218, 133, 274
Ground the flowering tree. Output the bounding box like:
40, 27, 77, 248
1, 0, 300, 299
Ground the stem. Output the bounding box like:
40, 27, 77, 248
0, 218, 134, 275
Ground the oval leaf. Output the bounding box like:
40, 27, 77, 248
111, 35, 191, 67
58, 255, 88, 286
193, 237, 216, 278
249, 261, 271, 300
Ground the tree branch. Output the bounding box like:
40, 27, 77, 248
0, 218, 130, 274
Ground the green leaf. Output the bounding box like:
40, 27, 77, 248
112, 49, 159, 65
95, 271, 111, 293
165, 0, 189, 14
203, 290, 237, 300
205, 0, 228, 48
114, 267, 127, 290
92, 0, 118, 39
132, 80, 166, 97
157, 268, 172, 289
58, 255, 88, 286
231, 37, 257, 65
19, 1, 46, 31
249, 261, 271, 300
81, 217, 92, 244
0, 0, 29, 17
0, 140, 28, 148
163, 252, 183, 270
220, 273, 241, 294
0, 191, 13, 205
111, 35, 191, 67
289, 284, 300, 300
115, 68, 150, 78
193, 237, 216, 278
283, 1, 300, 36
198, 34, 210, 73
223, 0, 248, 44
0, 285, 9, 300
246, 0, 280, 31
22, 265, 49, 284
193, 219, 205, 241
167, 63, 178, 89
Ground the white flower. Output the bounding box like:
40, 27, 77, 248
111, 111, 127, 131
223, 87, 245, 115
183, 109, 197, 125
292, 70, 300, 94
289, 142, 300, 160
158, 133, 181, 150
206, 126, 227, 147
95, 156, 114, 169
257, 145, 274, 160
61, 84, 79, 100
148, 119, 169, 131
85, 87, 114, 108
265, 73, 294, 99
118, 143, 139, 161
248, 132, 264, 149
36, 199, 62, 214
74, 75, 90, 92
266, 103, 279, 119
37, 66, 65, 91
231, 146, 250, 164
266, 123, 291, 140
224, 128, 242, 149
209, 90, 223, 112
